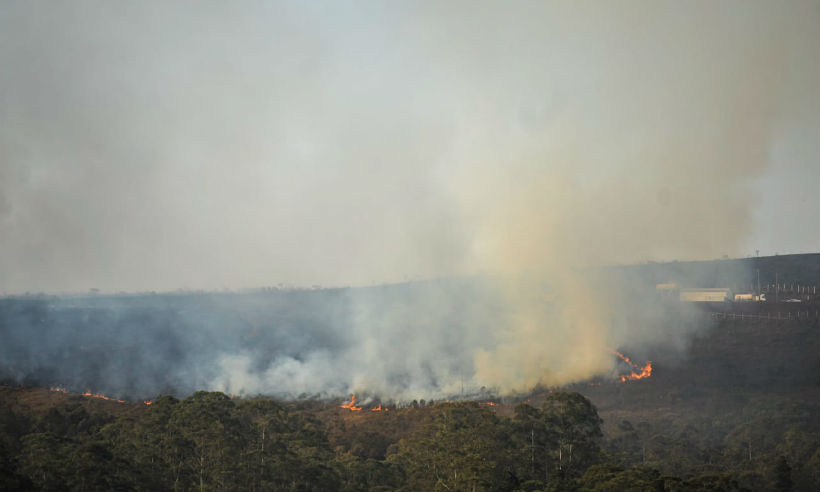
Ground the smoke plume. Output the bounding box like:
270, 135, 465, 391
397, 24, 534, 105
0, 1, 817, 399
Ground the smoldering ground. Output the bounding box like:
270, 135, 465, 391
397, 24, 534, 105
0, 2, 818, 399
0, 280, 502, 400
0, 272, 707, 401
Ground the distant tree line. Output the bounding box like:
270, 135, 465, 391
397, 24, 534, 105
0, 390, 816, 491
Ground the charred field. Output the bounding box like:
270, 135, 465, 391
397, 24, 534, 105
574, 316, 819, 438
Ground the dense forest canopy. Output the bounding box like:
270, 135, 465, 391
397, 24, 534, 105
1, 385, 817, 492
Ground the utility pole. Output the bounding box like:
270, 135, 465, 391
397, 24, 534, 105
531, 428, 535, 476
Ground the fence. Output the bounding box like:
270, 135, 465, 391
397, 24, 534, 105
710, 311, 820, 321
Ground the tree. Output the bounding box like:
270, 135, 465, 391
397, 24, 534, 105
541, 392, 604, 480
776, 427, 820, 490
132, 395, 191, 491
605, 420, 643, 467
577, 464, 665, 492
510, 402, 557, 489
169, 391, 241, 492
280, 408, 340, 492
17, 433, 70, 491
235, 399, 290, 491
0, 401, 33, 491
390, 402, 509, 492
772, 456, 792, 492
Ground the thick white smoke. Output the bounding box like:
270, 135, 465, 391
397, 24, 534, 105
0, 1, 817, 399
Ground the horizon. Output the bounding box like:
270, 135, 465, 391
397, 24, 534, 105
2, 251, 817, 298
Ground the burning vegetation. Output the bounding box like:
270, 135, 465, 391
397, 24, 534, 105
49, 386, 151, 405
608, 348, 653, 382
339, 395, 362, 412
340, 395, 388, 412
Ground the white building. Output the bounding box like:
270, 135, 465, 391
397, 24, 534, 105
679, 288, 733, 303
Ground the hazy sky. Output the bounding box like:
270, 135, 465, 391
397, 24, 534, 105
1, 1, 818, 294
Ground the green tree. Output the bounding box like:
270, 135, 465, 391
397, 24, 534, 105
333, 452, 401, 492
17, 432, 70, 491
235, 399, 290, 491
606, 420, 643, 466
541, 392, 604, 481
390, 402, 509, 492
169, 391, 241, 492
677, 472, 742, 491
282, 409, 341, 492
121, 395, 192, 491
772, 456, 792, 492
18, 402, 120, 491
776, 427, 819, 490
0, 401, 33, 491
510, 402, 557, 489
577, 464, 665, 492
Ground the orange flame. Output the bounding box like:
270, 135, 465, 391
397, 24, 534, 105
481, 401, 497, 406
51, 386, 129, 403
370, 404, 383, 412
82, 389, 127, 403
340, 395, 362, 411
143, 400, 153, 406
607, 348, 653, 382
619, 361, 652, 382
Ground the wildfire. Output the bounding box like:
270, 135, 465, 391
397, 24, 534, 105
340, 395, 362, 411
607, 348, 653, 382
50, 386, 153, 405
619, 361, 652, 382
340, 396, 389, 412
481, 401, 497, 406
81, 389, 127, 403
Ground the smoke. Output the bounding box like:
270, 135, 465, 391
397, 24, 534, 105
429, 1, 818, 392
0, 282, 506, 400
1, 1, 818, 399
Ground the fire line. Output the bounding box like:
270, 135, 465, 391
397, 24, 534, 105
340, 395, 363, 411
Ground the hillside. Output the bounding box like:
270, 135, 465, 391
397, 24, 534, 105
579, 315, 818, 438
1, 254, 818, 491
2, 310, 818, 491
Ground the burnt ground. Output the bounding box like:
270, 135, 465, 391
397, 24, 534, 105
564, 312, 819, 442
